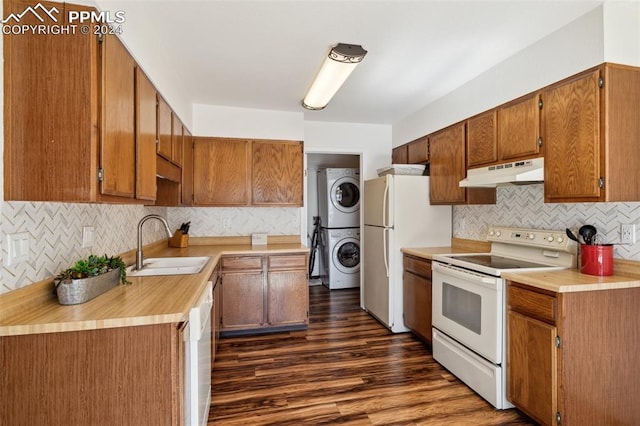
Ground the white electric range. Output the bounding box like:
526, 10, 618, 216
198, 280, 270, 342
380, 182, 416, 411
431, 226, 577, 409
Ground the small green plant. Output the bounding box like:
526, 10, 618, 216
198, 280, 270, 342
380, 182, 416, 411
56, 254, 131, 285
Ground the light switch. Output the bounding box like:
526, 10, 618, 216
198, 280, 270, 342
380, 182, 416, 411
7, 232, 30, 266
82, 226, 95, 248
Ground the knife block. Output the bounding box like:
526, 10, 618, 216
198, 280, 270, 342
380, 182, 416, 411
169, 230, 189, 248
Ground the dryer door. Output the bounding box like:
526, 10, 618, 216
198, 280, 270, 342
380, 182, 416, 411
330, 177, 360, 214
333, 237, 360, 274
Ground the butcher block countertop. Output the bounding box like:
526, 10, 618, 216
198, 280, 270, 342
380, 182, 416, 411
401, 246, 479, 259
401, 240, 640, 294
0, 242, 308, 337
502, 269, 640, 293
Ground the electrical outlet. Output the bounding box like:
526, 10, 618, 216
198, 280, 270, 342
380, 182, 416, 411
621, 224, 636, 244
82, 226, 95, 248
7, 232, 30, 266
222, 219, 231, 230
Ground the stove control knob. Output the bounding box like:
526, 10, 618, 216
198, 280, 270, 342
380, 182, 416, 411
547, 235, 555, 242
488, 230, 495, 237
527, 233, 535, 240
495, 230, 502, 237
557, 236, 564, 243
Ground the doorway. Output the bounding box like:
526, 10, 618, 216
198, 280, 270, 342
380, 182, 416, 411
306, 153, 361, 287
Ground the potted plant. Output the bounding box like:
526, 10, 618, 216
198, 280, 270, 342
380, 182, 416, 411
54, 254, 131, 305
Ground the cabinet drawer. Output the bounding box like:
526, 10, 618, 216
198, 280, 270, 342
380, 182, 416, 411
222, 256, 263, 271
268, 254, 307, 271
403, 255, 432, 279
508, 284, 557, 324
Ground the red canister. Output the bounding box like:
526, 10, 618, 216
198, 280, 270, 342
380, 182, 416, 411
580, 244, 614, 276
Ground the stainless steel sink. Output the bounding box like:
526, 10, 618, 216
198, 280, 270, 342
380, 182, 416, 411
127, 256, 210, 277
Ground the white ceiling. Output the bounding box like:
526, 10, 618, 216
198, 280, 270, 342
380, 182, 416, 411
99, 0, 602, 125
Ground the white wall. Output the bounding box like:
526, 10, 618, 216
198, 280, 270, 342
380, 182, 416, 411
603, 2, 640, 66
192, 104, 304, 140
304, 121, 391, 180
92, 0, 193, 126
392, 5, 606, 146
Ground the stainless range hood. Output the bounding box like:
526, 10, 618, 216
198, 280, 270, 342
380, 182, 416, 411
459, 157, 544, 188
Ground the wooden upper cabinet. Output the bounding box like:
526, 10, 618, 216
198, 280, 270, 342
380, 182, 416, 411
181, 126, 193, 206
191, 138, 303, 207
134, 68, 157, 201
407, 136, 429, 164
252, 141, 303, 206
392, 145, 408, 164
430, 122, 496, 205
543, 70, 600, 202
4, 0, 152, 203
429, 123, 467, 204
100, 34, 135, 198
156, 95, 173, 161
193, 137, 251, 206
4, 0, 95, 201
543, 64, 640, 203
171, 113, 183, 167
498, 92, 542, 161
467, 110, 498, 167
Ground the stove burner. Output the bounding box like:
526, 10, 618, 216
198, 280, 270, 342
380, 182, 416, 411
446, 254, 550, 270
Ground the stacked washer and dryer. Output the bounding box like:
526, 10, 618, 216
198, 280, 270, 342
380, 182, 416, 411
317, 168, 361, 289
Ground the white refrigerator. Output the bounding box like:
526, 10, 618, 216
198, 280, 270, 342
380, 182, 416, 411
363, 175, 452, 333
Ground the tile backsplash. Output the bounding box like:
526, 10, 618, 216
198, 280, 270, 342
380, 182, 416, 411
168, 207, 301, 237
5, 184, 640, 294
453, 184, 640, 261
0, 202, 169, 293
0, 202, 302, 294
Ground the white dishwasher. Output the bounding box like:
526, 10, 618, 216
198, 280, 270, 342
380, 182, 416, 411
184, 281, 213, 426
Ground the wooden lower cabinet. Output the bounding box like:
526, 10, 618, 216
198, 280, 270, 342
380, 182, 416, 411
402, 254, 433, 344
0, 323, 184, 426
221, 269, 265, 330
508, 310, 557, 425
211, 263, 222, 363
220, 253, 309, 334
507, 281, 640, 425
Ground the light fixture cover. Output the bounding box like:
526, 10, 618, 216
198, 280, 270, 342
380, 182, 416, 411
302, 43, 367, 110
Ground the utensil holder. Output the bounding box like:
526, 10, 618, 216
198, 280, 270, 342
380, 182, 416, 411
169, 231, 189, 248
580, 244, 613, 276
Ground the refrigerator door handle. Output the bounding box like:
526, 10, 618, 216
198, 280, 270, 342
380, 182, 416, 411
382, 178, 390, 228
383, 227, 390, 277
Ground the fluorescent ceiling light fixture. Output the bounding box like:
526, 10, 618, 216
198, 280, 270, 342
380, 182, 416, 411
302, 43, 367, 110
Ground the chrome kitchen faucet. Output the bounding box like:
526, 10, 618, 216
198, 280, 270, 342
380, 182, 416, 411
136, 214, 172, 271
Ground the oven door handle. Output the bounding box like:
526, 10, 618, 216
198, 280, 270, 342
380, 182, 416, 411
433, 262, 501, 288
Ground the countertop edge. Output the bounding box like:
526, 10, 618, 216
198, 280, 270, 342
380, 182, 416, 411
401, 246, 640, 293
0, 243, 309, 336
502, 270, 640, 293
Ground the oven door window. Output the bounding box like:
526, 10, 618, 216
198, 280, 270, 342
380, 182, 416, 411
442, 283, 481, 334
432, 263, 503, 364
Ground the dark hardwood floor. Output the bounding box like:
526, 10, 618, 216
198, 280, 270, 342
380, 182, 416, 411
209, 285, 534, 425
